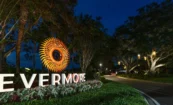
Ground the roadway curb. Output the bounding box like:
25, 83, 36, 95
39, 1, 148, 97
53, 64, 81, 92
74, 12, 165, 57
116, 76, 173, 85
137, 89, 160, 105
104, 75, 161, 105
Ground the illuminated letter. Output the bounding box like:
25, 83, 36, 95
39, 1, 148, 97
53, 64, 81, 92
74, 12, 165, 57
73, 73, 79, 83
62, 74, 72, 84
51, 74, 61, 85
0, 74, 14, 92
39, 74, 49, 87
79, 73, 86, 82
20, 74, 37, 88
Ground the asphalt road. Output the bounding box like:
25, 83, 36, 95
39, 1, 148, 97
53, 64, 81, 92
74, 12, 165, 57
104, 75, 173, 105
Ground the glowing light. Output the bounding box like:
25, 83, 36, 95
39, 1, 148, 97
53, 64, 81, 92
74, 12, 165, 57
118, 61, 121, 65
144, 56, 147, 61
137, 54, 141, 59
152, 51, 156, 56
25, 68, 30, 71
124, 66, 127, 70
99, 63, 102, 67
40, 38, 69, 72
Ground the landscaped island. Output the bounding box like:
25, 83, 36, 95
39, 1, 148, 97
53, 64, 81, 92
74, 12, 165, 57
3, 80, 147, 105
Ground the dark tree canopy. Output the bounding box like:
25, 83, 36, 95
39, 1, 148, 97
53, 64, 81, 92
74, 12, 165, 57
114, 0, 173, 55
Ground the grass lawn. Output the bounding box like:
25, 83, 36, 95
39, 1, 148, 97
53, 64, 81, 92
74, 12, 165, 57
118, 74, 173, 84
6, 81, 147, 105
150, 76, 173, 84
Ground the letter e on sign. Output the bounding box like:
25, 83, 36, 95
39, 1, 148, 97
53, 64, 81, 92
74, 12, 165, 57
0, 74, 14, 92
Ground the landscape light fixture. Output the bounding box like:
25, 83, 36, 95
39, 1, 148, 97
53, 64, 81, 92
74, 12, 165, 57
118, 61, 121, 65
137, 54, 141, 59
152, 51, 156, 56
144, 56, 147, 61
25, 68, 30, 71
124, 66, 127, 70
99, 63, 102, 67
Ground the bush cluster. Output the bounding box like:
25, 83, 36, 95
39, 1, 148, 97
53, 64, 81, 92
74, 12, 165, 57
0, 80, 102, 104
6, 82, 147, 105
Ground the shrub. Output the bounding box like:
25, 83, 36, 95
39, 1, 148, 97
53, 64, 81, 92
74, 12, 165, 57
6, 82, 147, 105
100, 76, 109, 83
0, 80, 102, 104
93, 72, 101, 80
0, 91, 14, 103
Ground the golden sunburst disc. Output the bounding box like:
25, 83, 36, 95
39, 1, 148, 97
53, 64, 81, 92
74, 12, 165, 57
40, 38, 69, 72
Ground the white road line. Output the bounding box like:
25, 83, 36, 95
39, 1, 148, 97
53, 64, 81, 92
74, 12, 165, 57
137, 89, 160, 105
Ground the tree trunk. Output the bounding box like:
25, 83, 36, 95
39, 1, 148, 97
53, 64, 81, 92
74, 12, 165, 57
0, 27, 5, 72
0, 44, 6, 73
0, 47, 3, 72
2, 52, 7, 72
16, 0, 28, 73
0, 45, 6, 73
42, 65, 44, 73
126, 68, 129, 74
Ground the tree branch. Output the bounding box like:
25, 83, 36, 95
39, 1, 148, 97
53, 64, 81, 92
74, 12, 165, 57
4, 45, 15, 58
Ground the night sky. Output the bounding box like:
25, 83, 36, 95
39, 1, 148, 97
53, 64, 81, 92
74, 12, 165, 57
6, 0, 164, 70
75, 0, 163, 35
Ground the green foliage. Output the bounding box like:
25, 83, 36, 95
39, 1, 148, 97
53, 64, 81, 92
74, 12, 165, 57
0, 0, 77, 72
93, 72, 101, 80
16, 88, 34, 101
0, 91, 14, 103
75, 14, 107, 72
150, 76, 173, 84
6, 82, 147, 105
37, 87, 46, 100
118, 74, 173, 84
114, 0, 173, 70
48, 85, 59, 98
0, 80, 102, 104
85, 68, 95, 80
100, 76, 110, 83
118, 74, 151, 80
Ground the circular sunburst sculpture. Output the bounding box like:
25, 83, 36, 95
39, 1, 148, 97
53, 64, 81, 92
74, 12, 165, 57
40, 38, 69, 72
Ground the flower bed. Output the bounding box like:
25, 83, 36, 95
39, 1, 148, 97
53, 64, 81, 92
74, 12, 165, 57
0, 80, 102, 104
6, 81, 147, 105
